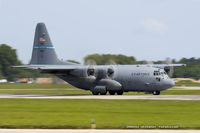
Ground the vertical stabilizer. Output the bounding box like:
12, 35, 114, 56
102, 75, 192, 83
30, 23, 68, 65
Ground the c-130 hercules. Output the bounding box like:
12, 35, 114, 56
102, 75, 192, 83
15, 23, 185, 95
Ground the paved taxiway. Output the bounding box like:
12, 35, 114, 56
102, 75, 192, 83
0, 129, 200, 133
0, 94, 199, 100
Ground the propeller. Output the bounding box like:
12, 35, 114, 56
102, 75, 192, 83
85, 59, 97, 65
143, 60, 154, 67
144, 58, 174, 77
84, 59, 116, 79
163, 57, 174, 77
105, 59, 117, 65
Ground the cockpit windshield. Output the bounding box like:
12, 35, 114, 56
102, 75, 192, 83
154, 70, 167, 76
153, 71, 160, 76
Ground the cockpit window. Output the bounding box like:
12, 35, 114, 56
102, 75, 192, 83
154, 70, 168, 76
153, 71, 160, 76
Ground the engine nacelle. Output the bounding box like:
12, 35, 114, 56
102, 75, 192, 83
98, 79, 122, 91
95, 66, 115, 79
69, 66, 115, 81
164, 66, 170, 74
69, 67, 95, 77
69, 69, 88, 77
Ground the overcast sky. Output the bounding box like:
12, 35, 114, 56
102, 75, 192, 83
0, 0, 200, 64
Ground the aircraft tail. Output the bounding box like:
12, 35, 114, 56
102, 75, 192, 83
30, 23, 71, 65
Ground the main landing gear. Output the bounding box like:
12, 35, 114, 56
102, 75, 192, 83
92, 91, 107, 95
152, 91, 160, 95
92, 90, 124, 95
109, 90, 123, 95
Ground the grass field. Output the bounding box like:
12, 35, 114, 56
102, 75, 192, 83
175, 80, 200, 86
0, 83, 75, 89
0, 83, 199, 129
0, 99, 199, 129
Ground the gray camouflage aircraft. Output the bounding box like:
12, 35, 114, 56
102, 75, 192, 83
15, 23, 185, 95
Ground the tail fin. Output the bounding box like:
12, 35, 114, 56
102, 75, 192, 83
30, 23, 70, 65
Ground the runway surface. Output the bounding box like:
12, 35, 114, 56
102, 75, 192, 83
0, 94, 199, 100
174, 86, 200, 90
0, 129, 199, 133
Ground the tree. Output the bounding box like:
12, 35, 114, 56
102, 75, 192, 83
0, 44, 41, 81
84, 54, 137, 65
67, 60, 80, 64
0, 44, 21, 80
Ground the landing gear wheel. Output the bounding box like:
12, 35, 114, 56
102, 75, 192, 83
152, 91, 160, 95
100, 91, 107, 95
92, 91, 99, 95
117, 90, 123, 95
109, 91, 115, 95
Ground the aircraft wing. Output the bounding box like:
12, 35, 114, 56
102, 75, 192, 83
12, 65, 83, 74
13, 65, 81, 69
149, 64, 186, 68
13, 64, 186, 70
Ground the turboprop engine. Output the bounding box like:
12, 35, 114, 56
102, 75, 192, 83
69, 66, 115, 79
69, 66, 96, 77
70, 66, 122, 94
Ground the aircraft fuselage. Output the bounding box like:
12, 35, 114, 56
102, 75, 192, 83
57, 65, 174, 94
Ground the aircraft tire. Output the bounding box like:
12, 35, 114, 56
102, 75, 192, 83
92, 91, 99, 95
117, 90, 123, 95
100, 91, 107, 95
109, 91, 115, 95
152, 91, 160, 95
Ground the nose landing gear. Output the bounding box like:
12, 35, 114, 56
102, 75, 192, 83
152, 91, 160, 95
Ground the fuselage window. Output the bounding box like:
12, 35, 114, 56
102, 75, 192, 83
156, 77, 161, 82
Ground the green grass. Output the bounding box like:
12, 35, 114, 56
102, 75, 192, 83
0, 89, 91, 95
161, 90, 200, 95
0, 99, 199, 129
175, 80, 200, 87
0, 83, 75, 89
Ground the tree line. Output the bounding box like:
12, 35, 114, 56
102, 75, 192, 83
0, 44, 200, 81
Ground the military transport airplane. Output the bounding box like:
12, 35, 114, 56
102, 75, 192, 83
14, 23, 185, 95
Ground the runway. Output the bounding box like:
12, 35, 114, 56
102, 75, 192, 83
0, 129, 199, 133
174, 86, 200, 90
0, 94, 199, 100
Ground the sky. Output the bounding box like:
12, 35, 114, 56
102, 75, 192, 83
0, 0, 200, 64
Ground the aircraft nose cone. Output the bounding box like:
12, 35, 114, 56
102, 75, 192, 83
168, 80, 175, 88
